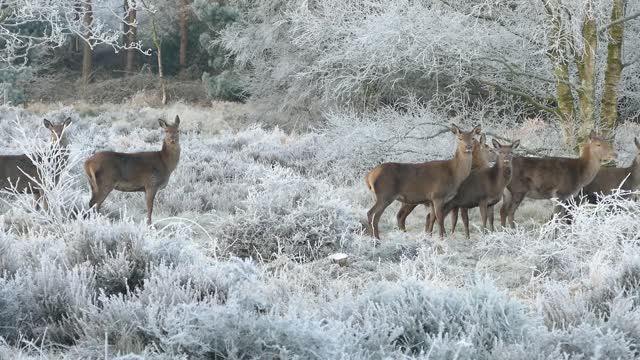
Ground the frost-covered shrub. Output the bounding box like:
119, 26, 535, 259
340, 279, 545, 358
71, 258, 277, 358
550, 322, 635, 359
0, 258, 95, 345
212, 166, 361, 261
140, 303, 341, 359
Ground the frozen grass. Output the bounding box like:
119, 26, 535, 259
1, 104, 640, 358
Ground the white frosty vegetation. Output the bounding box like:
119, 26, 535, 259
1, 105, 640, 358
0, 0, 146, 70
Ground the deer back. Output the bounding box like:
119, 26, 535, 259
508, 133, 615, 199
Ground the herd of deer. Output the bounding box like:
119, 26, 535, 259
0, 119, 637, 238
365, 124, 639, 239
0, 116, 181, 225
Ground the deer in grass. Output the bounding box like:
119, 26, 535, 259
84, 116, 181, 225
425, 139, 519, 239
365, 124, 481, 238
500, 131, 615, 228
579, 137, 640, 203
0, 118, 72, 209
395, 133, 495, 234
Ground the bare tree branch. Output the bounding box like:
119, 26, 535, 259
600, 11, 640, 33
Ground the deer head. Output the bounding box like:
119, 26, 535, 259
159, 115, 181, 147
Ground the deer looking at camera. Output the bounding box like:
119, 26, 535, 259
395, 133, 495, 234
365, 124, 480, 238
84, 116, 181, 225
426, 139, 519, 238
500, 131, 615, 227
579, 137, 640, 203
0, 118, 72, 209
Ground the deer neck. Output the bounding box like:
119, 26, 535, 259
451, 148, 473, 186
494, 158, 512, 186
161, 141, 181, 172
51, 137, 70, 164
471, 153, 489, 170
578, 145, 601, 185
628, 158, 640, 186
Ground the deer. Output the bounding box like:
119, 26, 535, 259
425, 139, 520, 238
579, 137, 640, 203
0, 118, 72, 209
365, 124, 481, 239
500, 131, 616, 228
395, 133, 495, 234
84, 115, 181, 225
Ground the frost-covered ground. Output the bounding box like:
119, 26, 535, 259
1, 104, 640, 359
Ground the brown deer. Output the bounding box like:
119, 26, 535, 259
395, 133, 495, 233
426, 139, 519, 238
579, 137, 640, 203
0, 118, 72, 209
84, 116, 181, 225
500, 131, 615, 228
365, 124, 480, 238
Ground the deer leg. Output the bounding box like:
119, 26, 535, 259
426, 204, 437, 234
479, 201, 489, 235
500, 189, 512, 228
450, 207, 459, 234
89, 185, 114, 213
367, 197, 394, 239
145, 186, 158, 226
552, 199, 570, 222
507, 192, 525, 228
432, 198, 447, 238
488, 205, 495, 232
461, 208, 470, 239
396, 203, 417, 232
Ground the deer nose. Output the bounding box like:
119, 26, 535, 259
465, 145, 473, 152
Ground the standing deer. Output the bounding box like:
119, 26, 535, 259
579, 137, 640, 203
395, 133, 495, 233
426, 139, 520, 238
84, 116, 181, 225
365, 124, 480, 238
500, 131, 615, 228
0, 118, 72, 209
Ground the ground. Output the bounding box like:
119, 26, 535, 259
0, 102, 639, 359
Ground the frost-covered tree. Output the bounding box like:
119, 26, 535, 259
0, 0, 144, 72
194, 0, 244, 101
221, 0, 640, 148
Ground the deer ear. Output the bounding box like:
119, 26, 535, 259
512, 139, 521, 149
63, 117, 72, 127
43, 119, 52, 129
480, 133, 486, 144
158, 119, 168, 128
635, 137, 640, 150
589, 130, 597, 140
450, 124, 461, 135
473, 125, 482, 135
492, 138, 501, 149
174, 115, 181, 127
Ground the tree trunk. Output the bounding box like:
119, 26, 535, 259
601, 0, 625, 140
125, 0, 137, 74
82, 1, 93, 83
545, 3, 576, 149
179, 0, 190, 70
151, 20, 167, 104
575, 6, 597, 146
122, 0, 129, 69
